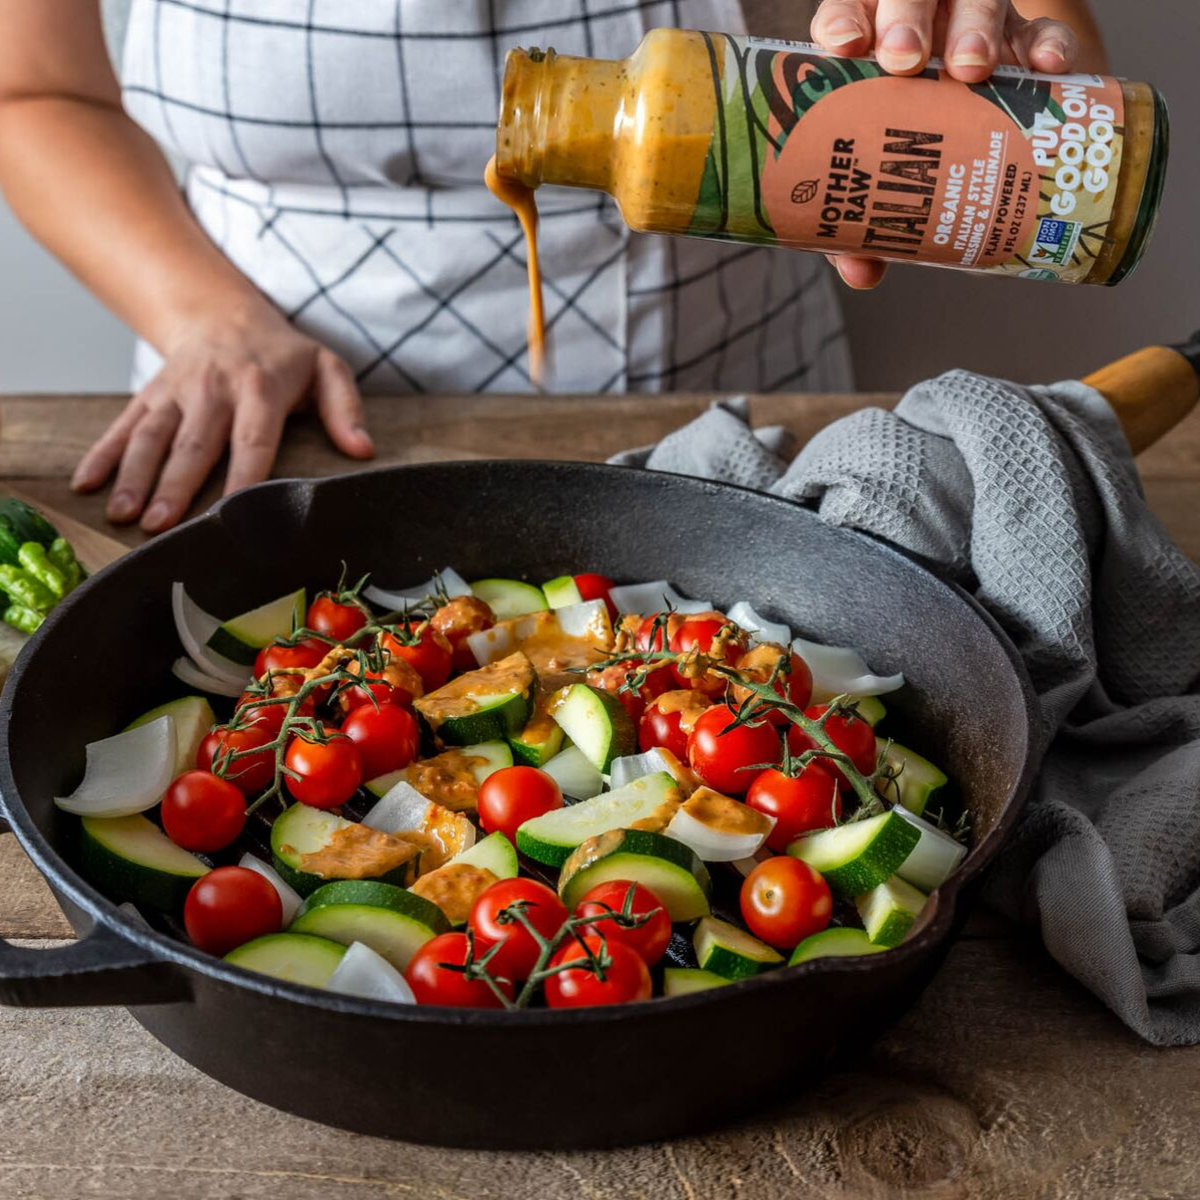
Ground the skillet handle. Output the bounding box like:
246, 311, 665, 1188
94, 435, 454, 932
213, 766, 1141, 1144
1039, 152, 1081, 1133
0, 922, 190, 1008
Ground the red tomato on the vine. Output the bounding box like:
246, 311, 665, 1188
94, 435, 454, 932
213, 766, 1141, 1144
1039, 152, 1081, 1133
406, 931, 515, 1008
573, 573, 617, 619
185, 866, 282, 957
638, 690, 711, 761
574, 880, 671, 967
732, 647, 814, 721
670, 615, 743, 695
198, 722, 277, 796
468, 878, 569, 981
430, 596, 495, 672
477, 767, 563, 843
306, 593, 369, 642
746, 764, 842, 852
544, 936, 652, 1009
686, 704, 781, 795
787, 705, 877, 789
254, 637, 328, 680
341, 702, 420, 780
381, 622, 454, 691
284, 733, 362, 808
740, 857, 832, 949
161, 770, 247, 852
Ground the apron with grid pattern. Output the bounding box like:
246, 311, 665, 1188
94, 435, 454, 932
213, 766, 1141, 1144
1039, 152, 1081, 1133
121, 0, 851, 395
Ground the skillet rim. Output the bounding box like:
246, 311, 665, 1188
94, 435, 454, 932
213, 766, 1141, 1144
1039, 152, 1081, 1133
0, 460, 1040, 1025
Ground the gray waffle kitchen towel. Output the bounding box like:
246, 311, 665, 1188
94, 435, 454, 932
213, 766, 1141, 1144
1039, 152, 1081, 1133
611, 373, 1200, 1045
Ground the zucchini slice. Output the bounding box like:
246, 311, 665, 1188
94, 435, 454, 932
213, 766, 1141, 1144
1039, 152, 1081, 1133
206, 588, 306, 666
542, 575, 584, 609
789, 926, 888, 965
414, 652, 535, 746
558, 828, 712, 922
550, 683, 635, 771
892, 807, 967, 891
469, 578, 548, 620
270, 804, 420, 897
290, 880, 449, 970
856, 876, 928, 947
694, 916, 784, 980
788, 811, 920, 898
854, 696, 887, 728
408, 830, 520, 924
874, 740, 948, 816
662, 967, 732, 997
451, 829, 520, 879
516, 771, 681, 866
126, 694, 215, 779
225, 932, 346, 988
80, 813, 209, 912
509, 698, 565, 768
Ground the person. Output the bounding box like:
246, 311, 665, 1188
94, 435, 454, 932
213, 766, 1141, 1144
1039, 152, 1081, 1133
0, 1, 1105, 533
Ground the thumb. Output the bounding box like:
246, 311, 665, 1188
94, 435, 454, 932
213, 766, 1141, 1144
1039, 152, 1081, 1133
313, 349, 375, 460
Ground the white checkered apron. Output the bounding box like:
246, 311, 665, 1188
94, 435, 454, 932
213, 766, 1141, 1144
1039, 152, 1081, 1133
121, 0, 852, 395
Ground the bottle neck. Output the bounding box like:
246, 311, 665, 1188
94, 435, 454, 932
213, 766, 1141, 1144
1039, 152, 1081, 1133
495, 47, 625, 193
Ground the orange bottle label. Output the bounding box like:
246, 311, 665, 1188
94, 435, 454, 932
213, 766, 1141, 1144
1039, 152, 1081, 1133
690, 34, 1127, 283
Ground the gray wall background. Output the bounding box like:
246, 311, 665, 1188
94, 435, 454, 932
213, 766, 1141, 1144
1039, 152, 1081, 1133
0, 0, 1194, 394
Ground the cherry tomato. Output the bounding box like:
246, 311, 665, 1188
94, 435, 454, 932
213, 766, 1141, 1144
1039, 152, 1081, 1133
636, 611, 681, 653
381, 621, 454, 691
638, 690, 711, 761
254, 637, 328, 680
184, 866, 283, 957
544, 935, 652, 1009
686, 704, 781, 795
787, 705, 877, 789
430, 595, 495, 672
284, 733, 362, 808
586, 663, 669, 727
406, 931, 515, 1008
740, 857, 832, 950
746, 764, 842, 851
573, 573, 617, 619
574, 880, 671, 967
340, 702, 420, 780
340, 653, 424, 712
731, 646, 814, 721
468, 878, 569, 980
670, 615, 744, 695
161, 770, 247, 853
306, 592, 369, 642
477, 766, 563, 842
198, 722, 277, 795
234, 691, 287, 735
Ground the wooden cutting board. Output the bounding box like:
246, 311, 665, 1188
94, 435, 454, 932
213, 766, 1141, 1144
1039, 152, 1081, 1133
0, 487, 129, 679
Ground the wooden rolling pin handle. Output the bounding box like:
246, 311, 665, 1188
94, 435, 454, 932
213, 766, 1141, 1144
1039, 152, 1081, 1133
1083, 331, 1200, 455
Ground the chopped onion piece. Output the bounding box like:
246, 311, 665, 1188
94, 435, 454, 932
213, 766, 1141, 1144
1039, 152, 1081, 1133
607, 581, 713, 617
54, 716, 177, 818
792, 636, 904, 700
172, 656, 245, 698
327, 941, 416, 1005
466, 623, 514, 666
725, 601, 791, 648
541, 745, 604, 800
362, 782, 436, 834
609, 748, 673, 792
554, 598, 611, 642
170, 582, 251, 687
730, 847, 774, 877
666, 802, 774, 862
892, 808, 968, 891
365, 567, 472, 612
239, 853, 303, 924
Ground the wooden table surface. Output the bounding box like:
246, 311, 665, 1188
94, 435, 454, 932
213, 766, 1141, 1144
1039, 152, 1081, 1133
2, 391, 1199, 1200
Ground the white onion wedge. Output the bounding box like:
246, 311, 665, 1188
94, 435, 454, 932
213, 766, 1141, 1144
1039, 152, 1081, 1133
54, 716, 177, 818
792, 636, 904, 700
609, 748, 674, 792
725, 601, 791, 648
554, 598, 612, 642
730, 847, 774, 877
608, 581, 713, 617
363, 783, 476, 856
665, 794, 775, 862
171, 583, 251, 687
365, 567, 472, 612
892, 808, 968, 891
542, 745, 604, 800
327, 941, 416, 1004
172, 656, 245, 698
239, 853, 303, 924
466, 623, 516, 666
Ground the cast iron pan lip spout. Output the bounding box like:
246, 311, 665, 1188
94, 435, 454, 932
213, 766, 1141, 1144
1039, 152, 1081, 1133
0, 460, 1040, 1024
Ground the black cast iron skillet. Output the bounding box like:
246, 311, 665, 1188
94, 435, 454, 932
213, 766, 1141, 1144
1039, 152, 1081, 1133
0, 461, 1038, 1150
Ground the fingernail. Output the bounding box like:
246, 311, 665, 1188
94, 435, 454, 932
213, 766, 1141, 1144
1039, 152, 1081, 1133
142, 501, 171, 531
109, 492, 137, 522
879, 24, 924, 71
1036, 37, 1069, 65
353, 426, 375, 455
950, 32, 992, 68
823, 17, 865, 47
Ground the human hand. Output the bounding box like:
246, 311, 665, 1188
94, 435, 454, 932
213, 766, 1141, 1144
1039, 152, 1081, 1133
72, 309, 374, 532
810, 0, 1082, 290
